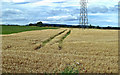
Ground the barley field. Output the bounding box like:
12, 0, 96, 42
2, 28, 118, 73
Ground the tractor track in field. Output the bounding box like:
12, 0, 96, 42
34, 29, 67, 50
34, 29, 71, 50
57, 30, 71, 50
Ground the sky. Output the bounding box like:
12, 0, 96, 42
0, 0, 119, 27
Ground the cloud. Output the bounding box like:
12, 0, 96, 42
88, 6, 108, 13
2, 8, 23, 15
15, 2, 30, 4
53, 1, 66, 4
46, 15, 77, 21
88, 13, 118, 27
1, 0, 43, 3
1, 0, 119, 27
1, 8, 27, 24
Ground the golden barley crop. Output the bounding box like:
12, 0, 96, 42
2, 28, 118, 73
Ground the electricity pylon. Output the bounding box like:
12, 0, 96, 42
79, 0, 88, 28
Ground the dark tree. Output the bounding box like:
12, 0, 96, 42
96, 26, 100, 29
37, 21, 43, 27
89, 24, 92, 28
29, 23, 34, 26
107, 26, 111, 29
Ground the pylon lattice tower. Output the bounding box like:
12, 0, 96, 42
79, 0, 88, 28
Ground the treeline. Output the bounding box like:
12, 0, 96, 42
0, 24, 20, 26
1, 21, 120, 30
28, 21, 120, 30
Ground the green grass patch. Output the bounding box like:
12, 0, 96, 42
44, 64, 79, 75
1, 25, 58, 34
61, 66, 79, 74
